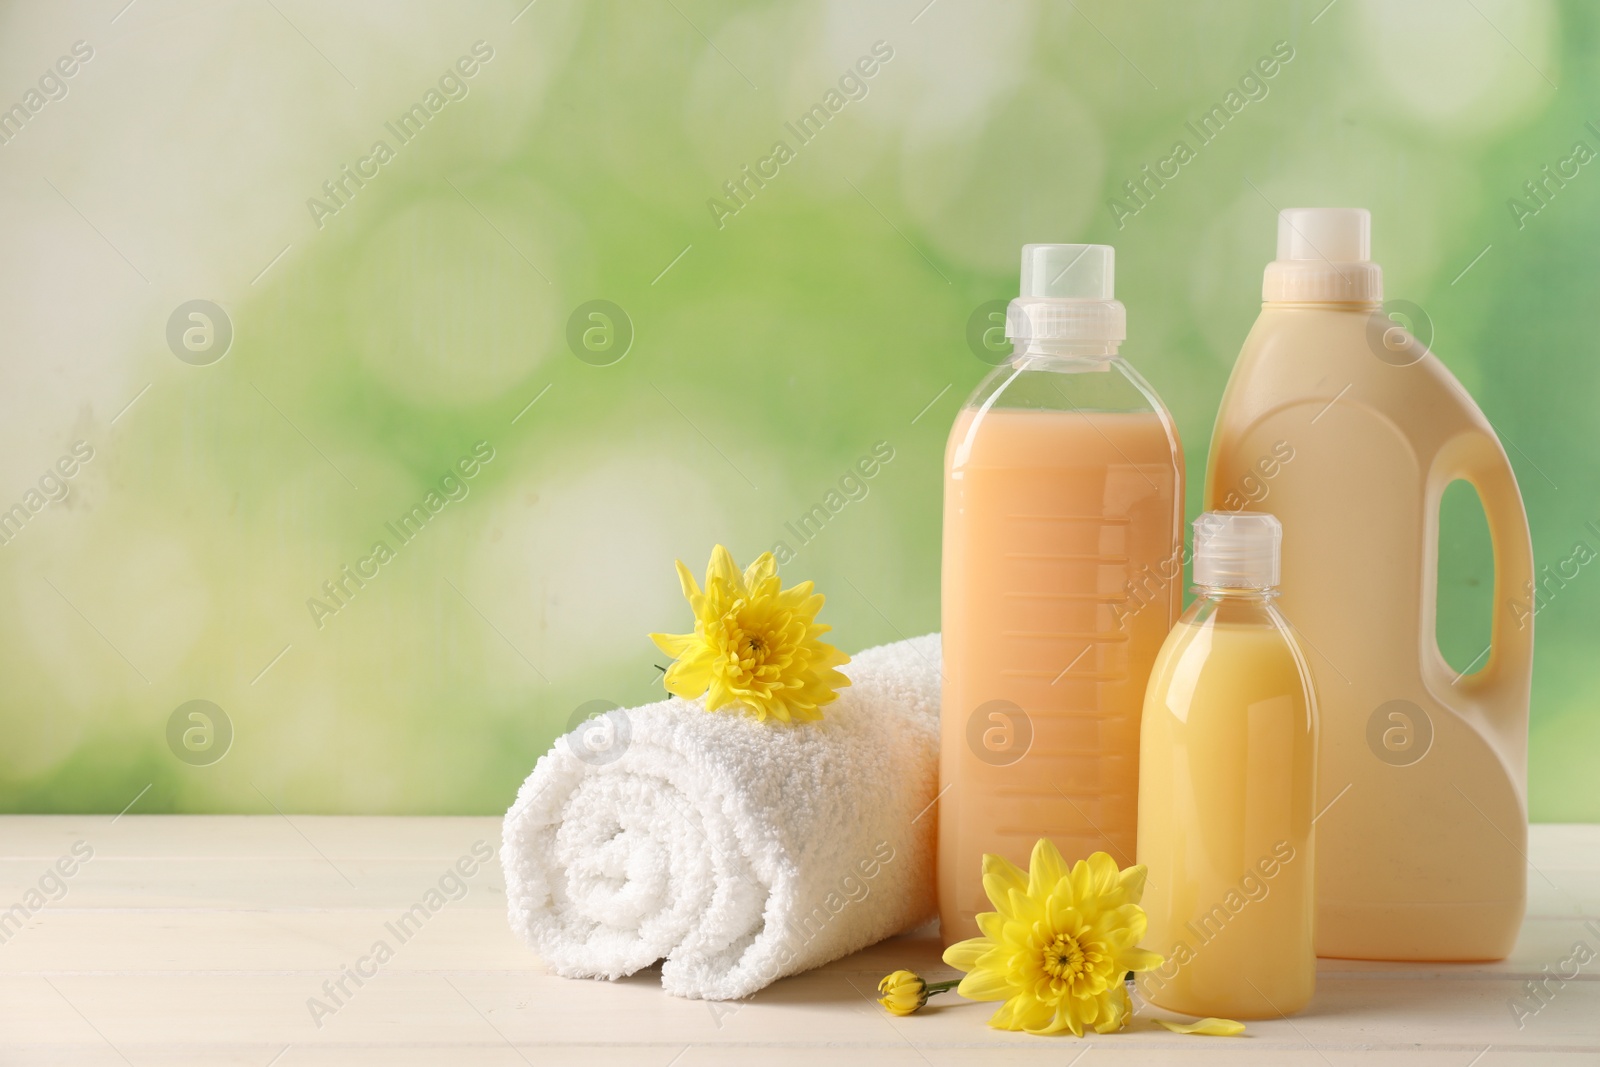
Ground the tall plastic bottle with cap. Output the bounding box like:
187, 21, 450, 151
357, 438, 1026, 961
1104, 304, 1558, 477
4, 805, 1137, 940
1136, 511, 1318, 1018
1205, 208, 1534, 961
938, 244, 1183, 944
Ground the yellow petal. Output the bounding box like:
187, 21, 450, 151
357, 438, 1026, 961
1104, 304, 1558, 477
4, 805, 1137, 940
1025, 1000, 1079, 1036
974, 910, 1007, 941
1117, 862, 1149, 905
1119, 947, 1165, 973
704, 679, 738, 713
1092, 902, 1147, 947
649, 631, 698, 657
707, 544, 741, 592
1011, 996, 1060, 1034
1092, 987, 1133, 1033
987, 997, 1021, 1030
1156, 1017, 1246, 1036
663, 657, 712, 699
980, 852, 1029, 912
1007, 885, 1046, 925
1028, 838, 1069, 899
742, 552, 777, 589
1083, 851, 1121, 898
673, 559, 701, 602
941, 936, 991, 972
1068, 854, 1098, 903
956, 968, 1013, 1002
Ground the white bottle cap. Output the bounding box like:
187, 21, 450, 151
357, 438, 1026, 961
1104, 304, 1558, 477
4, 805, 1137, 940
1193, 511, 1282, 589
1262, 208, 1383, 303
1005, 243, 1127, 343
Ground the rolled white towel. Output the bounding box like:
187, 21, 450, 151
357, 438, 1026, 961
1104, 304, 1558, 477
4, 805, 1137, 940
501, 633, 941, 1000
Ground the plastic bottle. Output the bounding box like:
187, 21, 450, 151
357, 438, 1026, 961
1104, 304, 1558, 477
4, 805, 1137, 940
1136, 512, 1317, 1018
938, 244, 1184, 944
1204, 208, 1534, 961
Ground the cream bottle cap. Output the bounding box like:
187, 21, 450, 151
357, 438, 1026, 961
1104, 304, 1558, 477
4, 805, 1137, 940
1262, 208, 1383, 303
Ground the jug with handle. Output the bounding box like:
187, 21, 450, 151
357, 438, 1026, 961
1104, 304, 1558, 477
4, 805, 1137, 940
1204, 208, 1533, 960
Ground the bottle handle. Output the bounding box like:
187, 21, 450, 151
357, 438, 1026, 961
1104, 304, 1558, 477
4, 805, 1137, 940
1423, 425, 1534, 718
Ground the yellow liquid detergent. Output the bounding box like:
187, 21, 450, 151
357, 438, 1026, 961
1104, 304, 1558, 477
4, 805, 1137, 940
1136, 513, 1317, 1019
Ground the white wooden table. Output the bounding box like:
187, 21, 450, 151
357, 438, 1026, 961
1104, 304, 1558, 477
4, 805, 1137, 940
1, 817, 1595, 1065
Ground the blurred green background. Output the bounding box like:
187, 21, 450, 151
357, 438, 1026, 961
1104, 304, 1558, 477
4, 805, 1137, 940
0, 0, 1593, 817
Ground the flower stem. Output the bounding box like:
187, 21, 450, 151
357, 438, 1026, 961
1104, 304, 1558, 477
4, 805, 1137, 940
925, 979, 961, 997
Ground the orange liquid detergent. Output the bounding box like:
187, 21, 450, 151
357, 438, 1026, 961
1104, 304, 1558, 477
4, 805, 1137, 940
939, 405, 1182, 943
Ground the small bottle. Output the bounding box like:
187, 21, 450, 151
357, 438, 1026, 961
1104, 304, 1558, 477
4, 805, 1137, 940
938, 244, 1184, 944
1135, 512, 1317, 1018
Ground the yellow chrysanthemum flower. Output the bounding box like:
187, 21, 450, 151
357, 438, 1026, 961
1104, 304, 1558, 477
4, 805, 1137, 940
877, 970, 928, 1016
877, 969, 960, 1016
941, 841, 1165, 1037
649, 545, 850, 724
